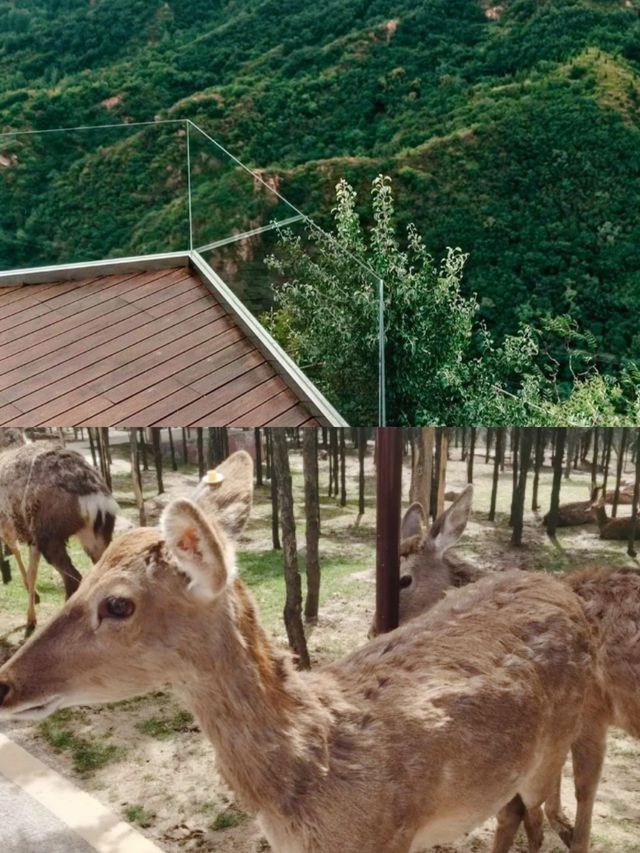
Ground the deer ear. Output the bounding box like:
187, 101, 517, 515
401, 503, 426, 541
428, 485, 473, 556
161, 499, 231, 600
191, 451, 253, 541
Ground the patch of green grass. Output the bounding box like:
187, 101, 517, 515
211, 807, 247, 831
124, 805, 156, 828
135, 709, 195, 740
38, 714, 124, 774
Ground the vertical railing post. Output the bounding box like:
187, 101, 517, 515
186, 119, 194, 252
378, 277, 386, 427
374, 427, 403, 635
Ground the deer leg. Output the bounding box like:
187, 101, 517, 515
40, 538, 81, 599
492, 795, 526, 853
569, 721, 608, 853
25, 546, 40, 637
6, 540, 39, 604
523, 805, 545, 853
545, 770, 574, 849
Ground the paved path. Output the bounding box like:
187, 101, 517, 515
0, 731, 164, 853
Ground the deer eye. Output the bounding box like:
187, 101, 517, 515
99, 596, 135, 621
399, 575, 413, 589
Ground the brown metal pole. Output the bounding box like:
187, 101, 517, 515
375, 427, 403, 635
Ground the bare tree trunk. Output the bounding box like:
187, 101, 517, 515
511, 430, 534, 546
412, 428, 433, 521
374, 428, 403, 635
129, 429, 146, 526
196, 429, 205, 478
591, 427, 599, 491
467, 427, 476, 483
489, 429, 504, 522
531, 428, 544, 512
628, 433, 640, 559
88, 428, 98, 469
339, 430, 347, 507
255, 428, 263, 487
546, 428, 567, 538
612, 428, 629, 517
181, 428, 188, 466
358, 428, 367, 519
168, 428, 177, 471
485, 428, 493, 464
97, 428, 112, 491
509, 428, 520, 526
151, 428, 164, 494
139, 429, 148, 471
271, 430, 310, 668
303, 430, 321, 623
436, 429, 448, 517
602, 429, 613, 495
267, 431, 281, 551
0, 540, 11, 585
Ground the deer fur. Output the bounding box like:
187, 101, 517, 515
0, 452, 597, 853
0, 428, 118, 632
592, 493, 638, 540
542, 487, 600, 529
396, 489, 640, 852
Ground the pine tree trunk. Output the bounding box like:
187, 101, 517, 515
489, 429, 504, 522
151, 428, 164, 494
181, 428, 188, 466
509, 428, 520, 526
358, 428, 366, 518
168, 428, 177, 471
628, 433, 640, 558
129, 428, 146, 526
546, 428, 567, 537
271, 430, 310, 668
591, 428, 599, 490
511, 430, 534, 546
412, 428, 434, 521
255, 429, 263, 487
303, 429, 321, 623
467, 427, 476, 483
531, 428, 544, 512
339, 430, 347, 507
612, 427, 629, 517
196, 428, 205, 478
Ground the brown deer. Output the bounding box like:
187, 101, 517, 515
0, 452, 598, 853
542, 486, 600, 529
0, 428, 118, 633
592, 492, 638, 540
396, 489, 640, 852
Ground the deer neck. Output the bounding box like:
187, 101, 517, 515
178, 579, 333, 819
594, 503, 608, 528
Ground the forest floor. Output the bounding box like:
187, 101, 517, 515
1, 434, 639, 853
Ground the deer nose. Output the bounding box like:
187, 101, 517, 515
0, 683, 10, 706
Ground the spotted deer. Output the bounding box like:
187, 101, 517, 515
0, 428, 118, 632
395, 488, 640, 852
0, 452, 597, 853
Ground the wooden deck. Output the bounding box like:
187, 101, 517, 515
0, 265, 323, 427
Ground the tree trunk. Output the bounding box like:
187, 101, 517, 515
489, 429, 504, 521
97, 428, 112, 491
602, 429, 613, 495
412, 428, 434, 521
268, 431, 281, 551
358, 428, 367, 518
0, 540, 11, 585
546, 428, 567, 538
436, 429, 449, 517
509, 428, 520, 526
271, 430, 310, 669
196, 429, 205, 478
612, 428, 629, 517
88, 427, 98, 468
374, 428, 403, 635
303, 430, 321, 623
139, 429, 148, 471
129, 428, 146, 526
531, 428, 544, 512
339, 430, 347, 507
591, 427, 599, 490
628, 434, 640, 558
168, 428, 177, 471
255, 429, 263, 487
467, 427, 476, 483
511, 430, 534, 546
181, 428, 188, 466
151, 429, 164, 494
485, 428, 493, 464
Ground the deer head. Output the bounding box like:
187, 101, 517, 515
0, 451, 253, 721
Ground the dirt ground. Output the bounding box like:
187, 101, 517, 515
1, 434, 639, 852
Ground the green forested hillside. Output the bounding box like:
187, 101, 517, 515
1, 0, 640, 378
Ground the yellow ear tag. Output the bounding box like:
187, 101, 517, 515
206, 469, 225, 485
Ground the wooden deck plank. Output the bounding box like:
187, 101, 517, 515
0, 265, 322, 427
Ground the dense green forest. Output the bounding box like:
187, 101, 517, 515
1, 0, 639, 396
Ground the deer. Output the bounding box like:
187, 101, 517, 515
591, 491, 639, 540
542, 486, 600, 529
0, 451, 599, 853
0, 428, 119, 633
395, 488, 640, 852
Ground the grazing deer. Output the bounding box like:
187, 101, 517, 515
0, 452, 597, 853
396, 489, 640, 852
0, 428, 118, 633
592, 492, 638, 540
